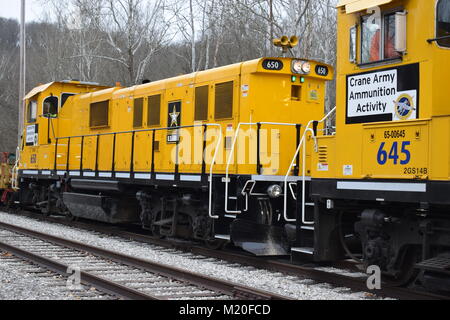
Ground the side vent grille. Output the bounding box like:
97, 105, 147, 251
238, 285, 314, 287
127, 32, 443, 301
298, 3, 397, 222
318, 146, 328, 163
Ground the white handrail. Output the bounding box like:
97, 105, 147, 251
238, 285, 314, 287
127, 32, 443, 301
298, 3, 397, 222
11, 147, 20, 191
283, 107, 337, 224
207, 124, 224, 219
225, 122, 298, 214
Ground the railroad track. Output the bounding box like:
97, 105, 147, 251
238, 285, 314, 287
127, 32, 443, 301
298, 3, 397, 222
0, 250, 114, 300
4, 209, 450, 300
0, 220, 291, 300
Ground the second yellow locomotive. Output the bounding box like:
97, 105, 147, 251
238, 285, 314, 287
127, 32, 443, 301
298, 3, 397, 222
17, 57, 333, 253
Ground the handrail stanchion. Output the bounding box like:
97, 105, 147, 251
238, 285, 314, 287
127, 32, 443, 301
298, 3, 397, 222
130, 131, 135, 173
283, 107, 337, 224
112, 133, 117, 174
95, 135, 100, 175
202, 125, 207, 177
208, 124, 222, 219
225, 122, 298, 215
66, 137, 71, 172
256, 123, 262, 175
151, 130, 156, 179
80, 136, 84, 173
54, 138, 58, 172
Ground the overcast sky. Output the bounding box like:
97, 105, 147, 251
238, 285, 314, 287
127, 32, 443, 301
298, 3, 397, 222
0, 0, 42, 21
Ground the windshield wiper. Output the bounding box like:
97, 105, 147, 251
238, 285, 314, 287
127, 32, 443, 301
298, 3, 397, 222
427, 34, 450, 43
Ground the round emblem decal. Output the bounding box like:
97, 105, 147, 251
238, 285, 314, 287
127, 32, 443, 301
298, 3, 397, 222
394, 94, 415, 120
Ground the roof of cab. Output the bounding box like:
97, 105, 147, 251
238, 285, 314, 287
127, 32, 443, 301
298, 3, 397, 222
337, 0, 393, 13
23, 81, 110, 100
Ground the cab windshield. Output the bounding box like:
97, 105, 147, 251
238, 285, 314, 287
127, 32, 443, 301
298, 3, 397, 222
437, 0, 450, 47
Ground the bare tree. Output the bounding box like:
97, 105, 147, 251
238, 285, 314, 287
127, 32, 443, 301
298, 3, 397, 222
103, 0, 172, 85
68, 0, 105, 81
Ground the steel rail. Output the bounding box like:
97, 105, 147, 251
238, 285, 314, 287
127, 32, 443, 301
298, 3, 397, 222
0, 240, 159, 300
0, 221, 290, 300
6, 210, 449, 300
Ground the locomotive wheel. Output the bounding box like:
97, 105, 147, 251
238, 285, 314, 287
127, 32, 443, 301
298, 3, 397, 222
151, 210, 164, 239
384, 247, 421, 287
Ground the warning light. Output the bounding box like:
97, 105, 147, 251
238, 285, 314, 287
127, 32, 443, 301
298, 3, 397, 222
300, 77, 305, 83
291, 76, 297, 82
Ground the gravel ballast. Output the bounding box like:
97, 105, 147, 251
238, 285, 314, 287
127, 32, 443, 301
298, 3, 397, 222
0, 252, 108, 300
0, 211, 383, 300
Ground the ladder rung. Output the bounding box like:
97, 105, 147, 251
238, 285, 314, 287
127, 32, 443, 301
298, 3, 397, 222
292, 247, 314, 255
305, 203, 315, 207
301, 226, 315, 231
215, 235, 231, 241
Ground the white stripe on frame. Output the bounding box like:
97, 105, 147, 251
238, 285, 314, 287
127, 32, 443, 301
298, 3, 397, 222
83, 172, 96, 177
337, 181, 427, 193
99, 172, 112, 178
180, 175, 201, 182
156, 174, 175, 181
135, 174, 151, 180
23, 170, 38, 175
116, 173, 131, 179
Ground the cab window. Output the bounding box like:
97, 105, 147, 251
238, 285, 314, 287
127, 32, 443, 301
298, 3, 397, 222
61, 93, 75, 108
43, 96, 59, 118
27, 100, 37, 123
360, 12, 401, 64
361, 15, 380, 63
437, 0, 450, 47
383, 13, 401, 60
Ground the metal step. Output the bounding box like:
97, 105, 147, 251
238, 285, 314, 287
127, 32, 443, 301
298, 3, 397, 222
300, 226, 315, 231
215, 234, 231, 241
305, 202, 315, 207
291, 247, 314, 255
224, 215, 237, 219
416, 254, 450, 276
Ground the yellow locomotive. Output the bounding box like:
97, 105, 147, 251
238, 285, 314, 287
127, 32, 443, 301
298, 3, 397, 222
304, 0, 450, 287
13, 0, 450, 290
17, 57, 333, 252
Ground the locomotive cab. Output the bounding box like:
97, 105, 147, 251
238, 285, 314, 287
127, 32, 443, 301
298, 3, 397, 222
306, 0, 450, 287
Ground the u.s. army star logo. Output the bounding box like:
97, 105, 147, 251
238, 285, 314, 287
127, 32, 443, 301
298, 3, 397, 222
169, 105, 180, 127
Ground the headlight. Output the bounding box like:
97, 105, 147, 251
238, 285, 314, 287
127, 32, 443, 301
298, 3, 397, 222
291, 60, 311, 75
301, 61, 311, 74
267, 185, 283, 199
292, 60, 303, 73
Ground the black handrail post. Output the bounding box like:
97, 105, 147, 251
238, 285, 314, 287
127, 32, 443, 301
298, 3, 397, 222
151, 130, 156, 179
47, 117, 51, 144
54, 138, 58, 173
130, 131, 136, 174
294, 124, 302, 176
95, 135, 100, 175
256, 123, 262, 175
201, 124, 207, 177
174, 128, 179, 179
112, 133, 117, 174
66, 137, 71, 172
80, 136, 85, 173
